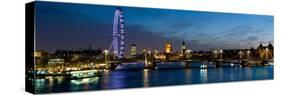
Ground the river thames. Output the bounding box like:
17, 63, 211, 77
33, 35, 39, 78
34, 62, 273, 93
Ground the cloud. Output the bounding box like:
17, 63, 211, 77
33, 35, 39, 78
204, 25, 266, 49
150, 22, 193, 39
246, 36, 259, 41
169, 22, 193, 30
211, 25, 253, 41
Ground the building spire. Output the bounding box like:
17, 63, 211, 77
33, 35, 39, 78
257, 41, 263, 49
268, 40, 273, 49
88, 44, 92, 51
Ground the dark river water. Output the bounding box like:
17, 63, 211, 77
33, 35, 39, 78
34, 62, 273, 93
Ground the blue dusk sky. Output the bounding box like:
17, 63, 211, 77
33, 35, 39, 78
35, 1, 274, 53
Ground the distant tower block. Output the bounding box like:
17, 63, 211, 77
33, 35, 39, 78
110, 7, 126, 59
165, 42, 172, 54
130, 44, 137, 56
181, 41, 186, 54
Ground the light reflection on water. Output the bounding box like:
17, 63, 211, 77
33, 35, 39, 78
184, 69, 192, 83
70, 77, 99, 91
143, 69, 149, 87
200, 69, 208, 82
71, 77, 99, 85
34, 65, 273, 93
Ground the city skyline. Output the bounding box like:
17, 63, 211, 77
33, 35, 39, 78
26, 1, 274, 94
35, 1, 273, 54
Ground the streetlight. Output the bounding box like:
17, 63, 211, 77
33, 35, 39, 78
213, 50, 218, 59
186, 49, 192, 59
246, 50, 250, 59
147, 50, 151, 55
103, 50, 109, 65
265, 48, 269, 59
219, 49, 223, 59
238, 51, 243, 59
144, 50, 149, 67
